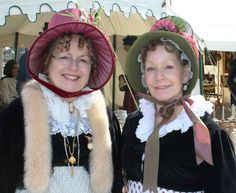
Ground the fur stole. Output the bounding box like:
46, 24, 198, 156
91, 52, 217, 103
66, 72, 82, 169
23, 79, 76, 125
21, 80, 113, 193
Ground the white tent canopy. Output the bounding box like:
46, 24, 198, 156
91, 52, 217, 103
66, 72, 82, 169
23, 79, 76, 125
166, 0, 236, 52
2, 0, 236, 51
0, 0, 162, 48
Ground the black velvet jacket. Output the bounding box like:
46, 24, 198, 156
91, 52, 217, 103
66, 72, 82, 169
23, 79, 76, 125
0, 81, 123, 193
121, 110, 236, 193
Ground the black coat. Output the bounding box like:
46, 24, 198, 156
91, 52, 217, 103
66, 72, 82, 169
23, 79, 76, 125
0, 90, 123, 193
121, 110, 236, 193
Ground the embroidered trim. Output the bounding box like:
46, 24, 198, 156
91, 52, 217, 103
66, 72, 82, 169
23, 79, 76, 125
136, 95, 213, 142
127, 180, 204, 193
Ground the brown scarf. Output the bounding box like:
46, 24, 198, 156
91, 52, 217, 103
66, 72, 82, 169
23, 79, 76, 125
138, 93, 213, 193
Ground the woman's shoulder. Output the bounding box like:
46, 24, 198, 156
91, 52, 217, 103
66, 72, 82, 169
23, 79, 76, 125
0, 97, 25, 157
1, 97, 23, 114
200, 112, 235, 148
201, 112, 222, 133
0, 76, 16, 83
0, 97, 24, 126
127, 110, 143, 122
122, 110, 143, 137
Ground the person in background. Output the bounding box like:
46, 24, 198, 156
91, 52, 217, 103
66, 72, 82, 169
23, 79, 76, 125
119, 35, 138, 113
0, 59, 19, 109
16, 51, 31, 94
118, 73, 138, 113
16, 23, 49, 95
123, 35, 137, 52
227, 52, 236, 106
121, 16, 236, 193
0, 8, 122, 193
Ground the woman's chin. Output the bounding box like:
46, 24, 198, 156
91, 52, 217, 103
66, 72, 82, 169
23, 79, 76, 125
60, 87, 82, 93
151, 93, 168, 101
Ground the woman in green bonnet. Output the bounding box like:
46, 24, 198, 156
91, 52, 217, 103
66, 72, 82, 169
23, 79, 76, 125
121, 16, 236, 193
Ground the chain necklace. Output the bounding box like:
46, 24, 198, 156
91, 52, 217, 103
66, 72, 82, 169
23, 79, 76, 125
63, 135, 79, 176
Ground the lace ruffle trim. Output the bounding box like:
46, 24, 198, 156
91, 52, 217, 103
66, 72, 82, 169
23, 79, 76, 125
40, 83, 101, 136
136, 95, 213, 142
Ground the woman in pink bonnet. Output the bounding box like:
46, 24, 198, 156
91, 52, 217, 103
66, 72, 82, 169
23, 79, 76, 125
0, 8, 122, 193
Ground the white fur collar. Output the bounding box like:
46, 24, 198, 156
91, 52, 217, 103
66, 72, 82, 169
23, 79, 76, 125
21, 80, 113, 193
136, 95, 213, 142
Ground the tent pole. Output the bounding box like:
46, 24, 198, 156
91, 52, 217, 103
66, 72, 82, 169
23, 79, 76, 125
14, 32, 19, 60
199, 50, 204, 95
112, 35, 117, 111
0, 47, 2, 77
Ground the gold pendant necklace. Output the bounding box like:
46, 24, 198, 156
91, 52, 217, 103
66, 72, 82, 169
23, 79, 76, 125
63, 136, 78, 176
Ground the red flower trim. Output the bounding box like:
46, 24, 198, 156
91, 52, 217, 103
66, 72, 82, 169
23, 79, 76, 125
150, 19, 177, 33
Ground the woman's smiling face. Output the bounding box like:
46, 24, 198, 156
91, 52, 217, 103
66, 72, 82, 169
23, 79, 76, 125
144, 45, 189, 103
47, 34, 92, 93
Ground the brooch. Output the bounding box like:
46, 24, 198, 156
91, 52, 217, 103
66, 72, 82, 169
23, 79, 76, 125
85, 136, 93, 150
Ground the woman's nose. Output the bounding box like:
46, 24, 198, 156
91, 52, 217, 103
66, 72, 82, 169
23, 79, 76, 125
155, 69, 165, 81
68, 59, 79, 70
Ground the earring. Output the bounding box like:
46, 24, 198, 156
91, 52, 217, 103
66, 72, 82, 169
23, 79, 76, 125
183, 84, 188, 91
146, 89, 150, 94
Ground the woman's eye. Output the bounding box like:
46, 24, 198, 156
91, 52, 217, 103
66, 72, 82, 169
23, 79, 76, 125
78, 58, 90, 65
146, 67, 155, 72
59, 56, 69, 60
165, 65, 174, 70
79, 59, 87, 63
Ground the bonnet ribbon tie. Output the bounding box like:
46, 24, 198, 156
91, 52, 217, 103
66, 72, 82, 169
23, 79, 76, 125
138, 93, 213, 193
181, 98, 213, 165
142, 117, 168, 193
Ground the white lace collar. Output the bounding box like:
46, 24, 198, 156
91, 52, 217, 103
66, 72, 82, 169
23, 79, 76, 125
136, 95, 213, 142
40, 84, 101, 137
